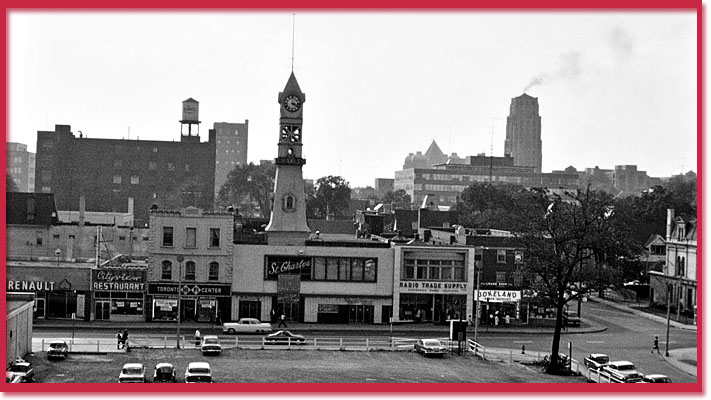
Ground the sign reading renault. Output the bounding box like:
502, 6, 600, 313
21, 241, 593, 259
474, 290, 521, 302
399, 281, 468, 294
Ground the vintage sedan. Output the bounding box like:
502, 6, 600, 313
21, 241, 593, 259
641, 374, 672, 383
264, 331, 306, 345
200, 335, 222, 355
153, 363, 176, 383
6, 358, 34, 382
600, 361, 644, 383
583, 353, 610, 370
47, 340, 69, 360
185, 362, 212, 383
222, 318, 273, 334
118, 363, 146, 383
414, 339, 448, 357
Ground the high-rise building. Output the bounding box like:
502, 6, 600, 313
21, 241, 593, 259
7, 142, 35, 192
212, 121, 249, 196
34, 123, 216, 226
504, 93, 542, 173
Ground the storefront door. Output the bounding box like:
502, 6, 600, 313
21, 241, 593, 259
238, 301, 261, 320
348, 305, 374, 323
278, 301, 299, 321
95, 301, 111, 320
181, 299, 196, 321
34, 298, 46, 319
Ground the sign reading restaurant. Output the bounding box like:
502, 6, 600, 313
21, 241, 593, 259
92, 268, 146, 292
399, 281, 468, 294
473, 289, 521, 303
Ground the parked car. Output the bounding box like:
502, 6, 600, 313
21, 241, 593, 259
118, 363, 146, 383
6, 358, 34, 382
583, 353, 610, 370
5, 372, 23, 383
563, 310, 582, 327
414, 339, 448, 357
47, 340, 69, 360
200, 335, 222, 355
264, 330, 306, 345
641, 374, 672, 383
222, 318, 273, 334
153, 363, 176, 383
185, 362, 212, 383
600, 361, 644, 383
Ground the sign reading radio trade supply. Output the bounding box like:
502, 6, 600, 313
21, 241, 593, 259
473, 290, 522, 303
399, 281, 468, 294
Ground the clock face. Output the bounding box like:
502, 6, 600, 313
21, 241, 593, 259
284, 95, 301, 112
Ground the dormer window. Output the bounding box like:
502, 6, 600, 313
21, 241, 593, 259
677, 223, 686, 240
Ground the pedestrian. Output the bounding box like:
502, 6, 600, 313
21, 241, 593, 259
122, 329, 129, 350
504, 314, 510, 327
116, 331, 123, 349
271, 309, 277, 323
489, 313, 494, 327
652, 335, 661, 354
278, 313, 287, 328
467, 315, 474, 326
494, 315, 499, 327
195, 329, 201, 347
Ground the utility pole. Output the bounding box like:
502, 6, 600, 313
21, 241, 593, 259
176, 255, 184, 349
665, 284, 671, 357
473, 257, 483, 350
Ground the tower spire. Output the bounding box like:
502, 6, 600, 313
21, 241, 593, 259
291, 13, 296, 72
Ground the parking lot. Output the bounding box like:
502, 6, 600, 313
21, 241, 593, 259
27, 348, 586, 384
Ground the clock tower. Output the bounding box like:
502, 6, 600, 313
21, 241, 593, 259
265, 72, 311, 245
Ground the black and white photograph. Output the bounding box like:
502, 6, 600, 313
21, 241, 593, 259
5, 8, 699, 390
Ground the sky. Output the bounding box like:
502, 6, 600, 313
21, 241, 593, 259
8, 11, 698, 188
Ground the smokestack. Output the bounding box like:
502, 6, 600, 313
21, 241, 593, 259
79, 195, 86, 226
666, 209, 675, 241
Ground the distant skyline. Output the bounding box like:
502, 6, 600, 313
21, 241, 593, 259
8, 11, 697, 188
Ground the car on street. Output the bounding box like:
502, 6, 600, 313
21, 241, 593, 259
118, 363, 146, 383
414, 339, 448, 357
153, 363, 177, 383
641, 374, 672, 383
600, 361, 644, 383
185, 362, 212, 383
200, 335, 222, 355
6, 358, 34, 382
47, 340, 69, 360
5, 372, 23, 383
583, 353, 610, 370
264, 330, 306, 345
563, 310, 582, 327
223, 318, 273, 334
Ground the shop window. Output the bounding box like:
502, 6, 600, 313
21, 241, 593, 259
208, 262, 219, 281
313, 258, 326, 280
404, 265, 415, 280
209, 228, 220, 248
162, 227, 174, 247
185, 227, 197, 248
453, 265, 464, 281
416, 264, 427, 279
326, 258, 339, 281
184, 261, 196, 281
429, 266, 440, 280
441, 267, 452, 280
339, 259, 352, 281
352, 260, 364, 281
497, 249, 507, 263
161, 260, 172, 280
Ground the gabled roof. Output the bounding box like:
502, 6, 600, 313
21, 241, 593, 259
643, 233, 665, 248
424, 140, 447, 165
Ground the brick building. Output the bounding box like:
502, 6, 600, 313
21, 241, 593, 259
7, 142, 35, 192
212, 121, 249, 196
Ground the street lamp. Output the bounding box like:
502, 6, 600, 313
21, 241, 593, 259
176, 255, 184, 349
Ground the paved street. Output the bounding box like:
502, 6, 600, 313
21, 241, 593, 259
474, 300, 697, 383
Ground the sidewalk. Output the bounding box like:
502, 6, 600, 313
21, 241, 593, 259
665, 348, 698, 377
32, 318, 607, 335
590, 296, 697, 331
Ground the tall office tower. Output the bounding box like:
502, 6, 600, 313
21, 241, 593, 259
212, 121, 249, 196
504, 94, 542, 173
7, 142, 35, 192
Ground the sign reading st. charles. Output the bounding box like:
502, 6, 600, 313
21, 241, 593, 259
265, 256, 311, 279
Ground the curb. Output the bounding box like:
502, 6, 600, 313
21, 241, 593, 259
661, 348, 698, 378
589, 297, 697, 332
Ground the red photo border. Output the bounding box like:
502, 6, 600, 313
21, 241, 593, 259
0, 0, 703, 394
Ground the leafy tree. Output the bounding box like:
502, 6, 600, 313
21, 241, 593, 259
217, 163, 276, 218
6, 173, 18, 192
509, 187, 638, 374
308, 176, 351, 219
451, 183, 523, 230
381, 189, 412, 210
351, 186, 378, 201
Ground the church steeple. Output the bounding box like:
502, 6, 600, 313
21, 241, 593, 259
265, 72, 311, 245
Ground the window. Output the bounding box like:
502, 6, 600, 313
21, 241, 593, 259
184, 164, 190, 172
148, 162, 157, 170
36, 232, 43, 245
496, 272, 507, 284
326, 258, 338, 281
310, 257, 377, 282
209, 228, 220, 247
351, 259, 364, 281
167, 163, 175, 171
185, 228, 197, 248
119, 236, 126, 241
313, 258, 326, 280
339, 259, 351, 281
53, 234, 60, 239
184, 261, 196, 280
130, 175, 139, 184
497, 249, 507, 263
161, 261, 172, 280
41, 170, 51, 184
208, 262, 219, 281
113, 160, 123, 168
404, 259, 415, 280
162, 227, 174, 247
416, 263, 427, 279
113, 175, 122, 184
41, 186, 51, 193
26, 197, 36, 221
